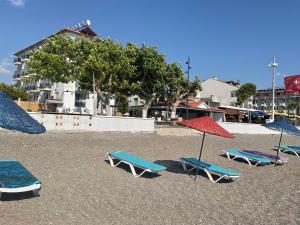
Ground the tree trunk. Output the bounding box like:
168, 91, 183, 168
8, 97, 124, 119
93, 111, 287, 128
95, 87, 106, 115
170, 99, 180, 119
106, 75, 112, 116
142, 101, 151, 118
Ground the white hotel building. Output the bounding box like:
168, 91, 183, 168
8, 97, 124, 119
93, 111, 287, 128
13, 21, 103, 114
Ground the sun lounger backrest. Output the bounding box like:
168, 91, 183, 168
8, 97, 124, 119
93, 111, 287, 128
108, 151, 166, 172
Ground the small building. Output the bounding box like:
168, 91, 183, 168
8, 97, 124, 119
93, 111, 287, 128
197, 77, 239, 107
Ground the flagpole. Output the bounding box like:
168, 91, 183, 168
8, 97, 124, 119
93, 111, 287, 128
269, 56, 278, 122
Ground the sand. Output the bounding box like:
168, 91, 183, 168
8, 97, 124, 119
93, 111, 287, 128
0, 129, 299, 225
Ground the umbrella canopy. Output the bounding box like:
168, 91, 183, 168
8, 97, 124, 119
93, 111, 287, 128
0, 92, 46, 134
179, 116, 234, 138
264, 119, 300, 136
264, 119, 300, 165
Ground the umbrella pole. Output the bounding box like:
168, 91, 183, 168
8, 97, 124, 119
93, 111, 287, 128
198, 132, 206, 160
275, 130, 283, 166
194, 132, 206, 181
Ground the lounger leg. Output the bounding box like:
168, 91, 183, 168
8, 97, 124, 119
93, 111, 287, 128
231, 155, 254, 166
203, 169, 216, 183
32, 188, 41, 196
181, 161, 188, 171
226, 153, 232, 160
107, 155, 116, 167
128, 164, 138, 177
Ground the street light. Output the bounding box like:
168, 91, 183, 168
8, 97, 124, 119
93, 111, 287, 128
268, 56, 278, 122
186, 56, 191, 120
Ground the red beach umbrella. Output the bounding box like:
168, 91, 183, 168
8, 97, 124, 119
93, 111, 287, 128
179, 116, 234, 160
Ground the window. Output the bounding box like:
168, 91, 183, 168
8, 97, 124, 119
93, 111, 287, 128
134, 97, 138, 106
75, 93, 86, 107
230, 91, 236, 97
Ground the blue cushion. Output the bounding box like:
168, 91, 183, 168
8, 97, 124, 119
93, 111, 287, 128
226, 149, 272, 164
181, 157, 240, 177
0, 160, 40, 188
108, 151, 166, 172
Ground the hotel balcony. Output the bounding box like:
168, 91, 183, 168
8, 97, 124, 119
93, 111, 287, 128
13, 71, 22, 80
39, 83, 53, 91
279, 102, 286, 107
14, 57, 22, 65
23, 85, 38, 92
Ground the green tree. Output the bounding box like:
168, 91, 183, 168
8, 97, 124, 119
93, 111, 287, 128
236, 83, 256, 106
27, 34, 134, 116
128, 44, 167, 118
27, 34, 81, 83
115, 93, 129, 114
81, 39, 134, 115
0, 83, 30, 100
163, 63, 201, 119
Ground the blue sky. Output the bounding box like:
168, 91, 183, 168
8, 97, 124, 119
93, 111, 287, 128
0, 0, 299, 88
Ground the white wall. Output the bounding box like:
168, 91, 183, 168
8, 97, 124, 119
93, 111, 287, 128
28, 113, 154, 132
219, 122, 280, 134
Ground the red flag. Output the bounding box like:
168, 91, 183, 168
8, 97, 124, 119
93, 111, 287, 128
284, 75, 300, 94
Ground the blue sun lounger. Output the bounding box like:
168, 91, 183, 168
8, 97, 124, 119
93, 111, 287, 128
0, 160, 41, 198
225, 149, 272, 166
179, 157, 240, 183
275, 144, 300, 157
107, 151, 167, 177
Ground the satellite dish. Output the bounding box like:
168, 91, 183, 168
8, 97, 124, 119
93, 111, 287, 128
86, 19, 91, 26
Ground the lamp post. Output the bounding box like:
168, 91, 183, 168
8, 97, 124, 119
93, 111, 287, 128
186, 56, 191, 120
268, 56, 278, 122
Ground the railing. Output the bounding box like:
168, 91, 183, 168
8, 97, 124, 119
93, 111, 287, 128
23, 85, 37, 91
14, 57, 22, 64
39, 83, 52, 89
13, 71, 21, 79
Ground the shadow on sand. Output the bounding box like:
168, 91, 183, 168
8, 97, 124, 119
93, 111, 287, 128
0, 191, 40, 201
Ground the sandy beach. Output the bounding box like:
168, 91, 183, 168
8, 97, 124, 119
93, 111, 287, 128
0, 129, 299, 225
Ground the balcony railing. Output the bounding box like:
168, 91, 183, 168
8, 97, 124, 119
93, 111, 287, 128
23, 85, 37, 91
39, 83, 53, 89
14, 57, 22, 65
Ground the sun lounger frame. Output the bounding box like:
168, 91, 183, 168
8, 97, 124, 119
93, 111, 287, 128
107, 152, 165, 177
179, 158, 240, 183
225, 149, 271, 166
0, 183, 41, 198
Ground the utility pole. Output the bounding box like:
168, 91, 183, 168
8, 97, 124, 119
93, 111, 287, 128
268, 56, 278, 122
186, 56, 191, 120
